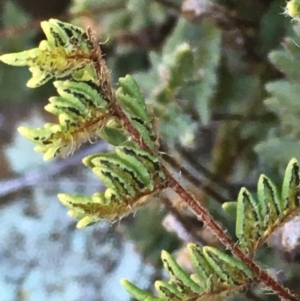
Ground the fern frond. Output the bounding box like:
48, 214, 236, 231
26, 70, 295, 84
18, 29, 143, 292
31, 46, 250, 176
123, 158, 300, 300
122, 244, 253, 301
0, 19, 96, 87
16, 73, 158, 161
0, 18, 158, 161
96, 117, 129, 146
234, 158, 300, 253
0, 18, 163, 227
18, 80, 109, 160
116, 74, 157, 151
58, 144, 166, 228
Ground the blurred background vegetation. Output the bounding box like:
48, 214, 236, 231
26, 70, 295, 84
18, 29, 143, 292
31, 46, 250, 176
1, 0, 300, 300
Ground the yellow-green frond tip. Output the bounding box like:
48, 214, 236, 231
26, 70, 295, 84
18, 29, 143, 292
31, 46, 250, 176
285, 0, 300, 19
0, 52, 29, 66
121, 279, 162, 301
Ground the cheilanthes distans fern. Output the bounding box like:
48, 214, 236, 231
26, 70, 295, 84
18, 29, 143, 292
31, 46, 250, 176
1, 14, 300, 301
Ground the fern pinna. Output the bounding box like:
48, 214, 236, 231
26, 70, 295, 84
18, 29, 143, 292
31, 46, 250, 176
1, 13, 300, 301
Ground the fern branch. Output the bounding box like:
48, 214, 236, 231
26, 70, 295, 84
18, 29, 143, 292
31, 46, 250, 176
76, 21, 297, 297
168, 175, 300, 301
2, 17, 300, 301
123, 161, 300, 301
107, 73, 299, 299
85, 18, 300, 300
108, 74, 300, 299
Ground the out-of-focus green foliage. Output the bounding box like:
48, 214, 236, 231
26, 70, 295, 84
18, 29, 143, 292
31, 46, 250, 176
256, 23, 300, 167
133, 18, 221, 147
0, 1, 35, 100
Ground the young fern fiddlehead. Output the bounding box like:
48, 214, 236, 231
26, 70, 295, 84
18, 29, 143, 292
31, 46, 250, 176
1, 16, 300, 301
